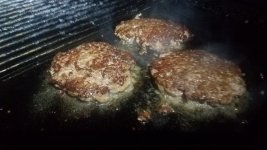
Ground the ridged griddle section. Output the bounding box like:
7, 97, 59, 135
0, 0, 150, 81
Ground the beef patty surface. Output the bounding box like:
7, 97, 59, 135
49, 42, 140, 103
150, 50, 246, 105
115, 18, 190, 54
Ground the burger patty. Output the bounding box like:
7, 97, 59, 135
115, 18, 191, 54
150, 50, 246, 105
49, 42, 140, 103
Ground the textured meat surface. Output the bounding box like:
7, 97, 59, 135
150, 50, 246, 105
115, 18, 190, 54
49, 42, 140, 102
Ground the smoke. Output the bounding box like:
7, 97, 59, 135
143, 0, 248, 64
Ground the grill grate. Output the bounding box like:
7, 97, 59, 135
0, 0, 150, 81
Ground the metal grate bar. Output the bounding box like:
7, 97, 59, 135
0, 0, 149, 81
0, 0, 122, 53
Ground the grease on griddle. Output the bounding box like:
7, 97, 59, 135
35, 75, 126, 116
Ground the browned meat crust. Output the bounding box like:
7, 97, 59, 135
115, 18, 191, 54
150, 50, 246, 105
49, 42, 140, 103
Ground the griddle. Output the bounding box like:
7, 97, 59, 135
0, 0, 267, 145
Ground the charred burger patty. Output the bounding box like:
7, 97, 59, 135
115, 18, 191, 54
49, 42, 140, 103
